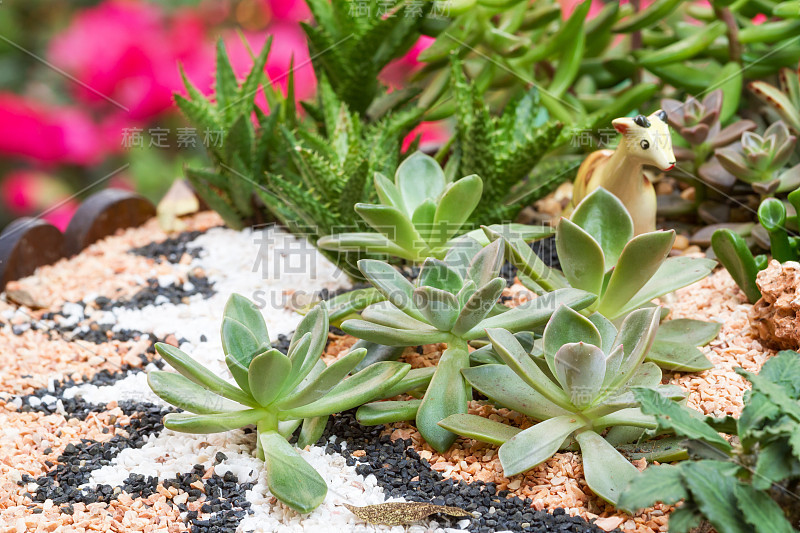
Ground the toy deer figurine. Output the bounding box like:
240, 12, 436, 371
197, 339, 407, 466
571, 110, 676, 235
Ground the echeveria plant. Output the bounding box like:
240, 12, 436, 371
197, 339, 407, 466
661, 89, 756, 190
716, 121, 800, 195
439, 305, 684, 505
317, 152, 552, 262
497, 188, 717, 371
343, 240, 596, 451
148, 295, 410, 513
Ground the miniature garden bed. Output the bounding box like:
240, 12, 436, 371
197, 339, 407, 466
0, 208, 771, 533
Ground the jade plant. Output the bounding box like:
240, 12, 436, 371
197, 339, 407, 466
342, 240, 596, 451
147, 294, 410, 513
711, 192, 800, 303
496, 187, 718, 371
619, 350, 800, 532
438, 305, 685, 505
716, 121, 800, 196
317, 152, 553, 263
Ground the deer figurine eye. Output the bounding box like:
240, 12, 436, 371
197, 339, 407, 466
640, 139, 650, 150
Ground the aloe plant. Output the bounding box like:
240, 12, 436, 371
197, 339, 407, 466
495, 187, 717, 371
343, 240, 596, 452
148, 295, 410, 513
438, 305, 685, 505
317, 152, 553, 262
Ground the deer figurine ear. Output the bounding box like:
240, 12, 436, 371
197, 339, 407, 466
612, 117, 635, 134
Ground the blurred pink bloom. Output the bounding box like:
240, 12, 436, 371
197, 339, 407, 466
1, 170, 78, 230
0, 93, 103, 165
49, 1, 316, 121
48, 1, 212, 121
265, 0, 311, 22
381, 36, 434, 89
403, 121, 452, 152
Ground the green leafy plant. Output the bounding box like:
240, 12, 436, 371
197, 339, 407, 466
343, 240, 596, 451
711, 191, 800, 303
495, 187, 717, 371
317, 151, 553, 262
438, 305, 685, 505
147, 294, 410, 513
619, 350, 800, 533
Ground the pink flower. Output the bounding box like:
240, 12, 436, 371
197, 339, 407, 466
1, 170, 78, 230
49, 1, 316, 121
402, 121, 452, 152
265, 0, 311, 22
0, 93, 103, 165
381, 36, 434, 89
48, 1, 212, 121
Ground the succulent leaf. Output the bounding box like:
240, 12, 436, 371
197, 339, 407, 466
553, 343, 607, 409
163, 409, 265, 434
361, 301, 438, 331
466, 239, 505, 288
276, 348, 368, 410
281, 361, 410, 419
499, 416, 587, 476
154, 343, 257, 407
438, 413, 522, 446
569, 188, 633, 267
462, 364, 569, 420
356, 400, 422, 425
574, 429, 640, 505
224, 294, 270, 344
297, 416, 328, 449
413, 286, 461, 331
147, 371, 243, 414
467, 288, 596, 339
221, 317, 264, 371
607, 307, 661, 391
395, 151, 447, 218
417, 258, 464, 294
543, 305, 603, 377
451, 278, 506, 336
486, 328, 572, 408
248, 349, 293, 406
260, 431, 327, 514
597, 231, 675, 318
556, 218, 606, 294
416, 345, 472, 452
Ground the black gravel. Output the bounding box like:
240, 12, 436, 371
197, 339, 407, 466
24, 402, 172, 509
311, 411, 613, 533
129, 230, 206, 264
114, 275, 215, 309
